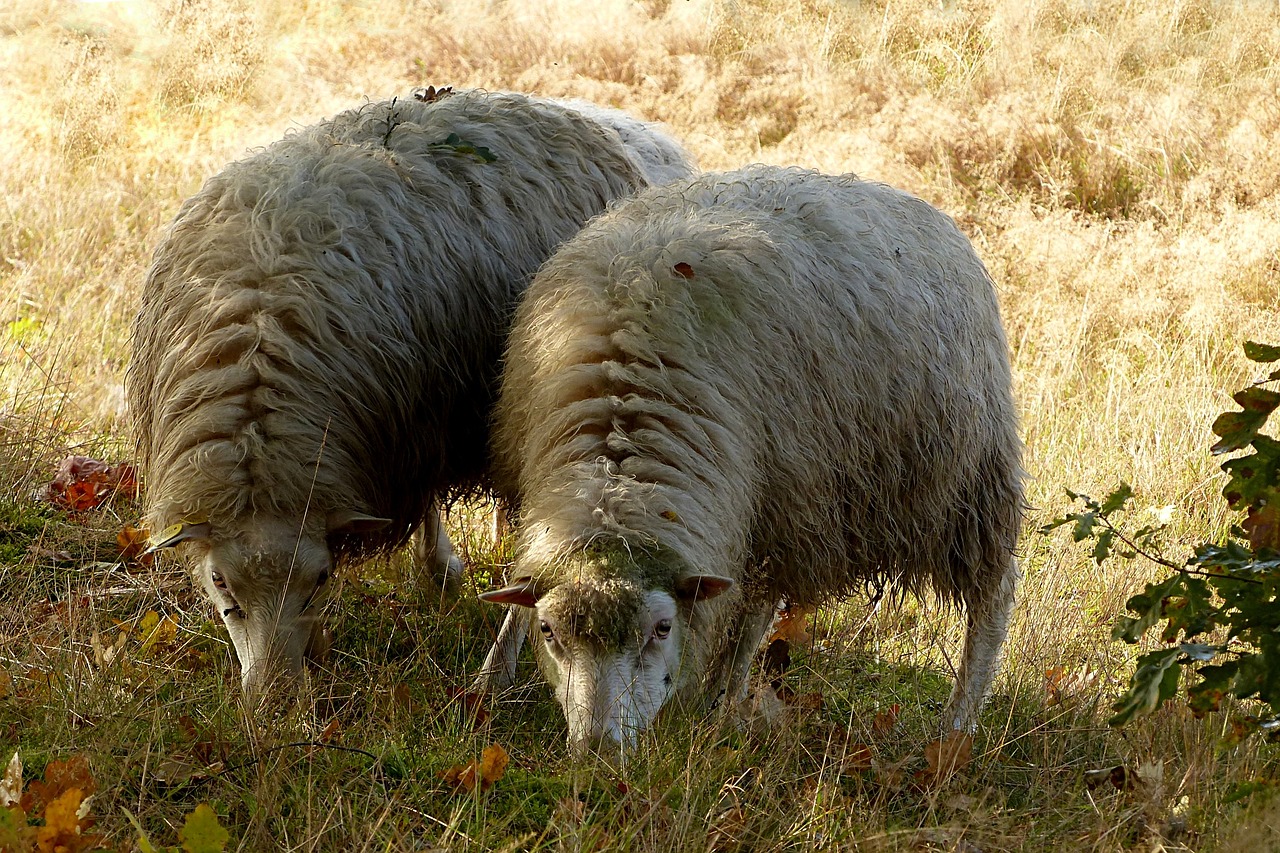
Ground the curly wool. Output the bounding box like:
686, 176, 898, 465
127, 89, 695, 555
496, 164, 1024, 704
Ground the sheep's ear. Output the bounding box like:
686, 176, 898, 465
675, 574, 734, 601
478, 579, 542, 608
145, 520, 212, 554
326, 510, 392, 535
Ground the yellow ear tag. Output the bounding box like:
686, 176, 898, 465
145, 520, 210, 553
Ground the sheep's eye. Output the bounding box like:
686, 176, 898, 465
316, 570, 330, 586
211, 571, 228, 591
539, 620, 554, 641
654, 619, 672, 639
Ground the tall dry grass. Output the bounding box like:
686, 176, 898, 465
2, 0, 1280, 849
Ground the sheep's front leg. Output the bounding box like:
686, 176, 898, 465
472, 605, 527, 694
412, 506, 463, 598
944, 557, 1019, 731
704, 597, 776, 712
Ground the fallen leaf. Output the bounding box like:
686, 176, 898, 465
41, 456, 139, 513
918, 731, 973, 785
760, 638, 790, 676
872, 703, 900, 736
179, 803, 230, 853
439, 743, 509, 793
673, 262, 696, 279
318, 717, 342, 744
116, 525, 154, 567
35, 786, 102, 853
446, 686, 491, 726
0, 752, 20, 808
0, 803, 36, 852
26, 755, 95, 814
1084, 765, 1137, 792
707, 806, 748, 851
769, 604, 813, 645
841, 742, 874, 772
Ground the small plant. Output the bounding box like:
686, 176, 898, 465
1045, 341, 1280, 736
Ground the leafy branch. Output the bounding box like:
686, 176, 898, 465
1044, 341, 1280, 736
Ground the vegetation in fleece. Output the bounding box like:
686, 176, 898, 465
1, 0, 1280, 850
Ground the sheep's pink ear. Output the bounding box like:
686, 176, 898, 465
326, 510, 392, 535
478, 579, 542, 608
144, 520, 212, 554
675, 574, 734, 601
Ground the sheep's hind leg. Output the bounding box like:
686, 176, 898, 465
944, 557, 1019, 732
471, 606, 527, 694
413, 506, 464, 599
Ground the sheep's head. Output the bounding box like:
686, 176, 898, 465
147, 510, 389, 704
480, 552, 732, 755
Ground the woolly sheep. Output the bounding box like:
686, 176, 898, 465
480, 165, 1024, 752
127, 88, 696, 702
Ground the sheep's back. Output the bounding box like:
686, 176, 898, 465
129, 90, 648, 550
499, 165, 1022, 605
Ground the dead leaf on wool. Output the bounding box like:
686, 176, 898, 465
439, 744, 509, 793
412, 85, 453, 103
769, 604, 813, 645
673, 262, 696, 279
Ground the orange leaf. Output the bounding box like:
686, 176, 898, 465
318, 718, 342, 744
872, 704, 900, 736
439, 743, 509, 793
117, 525, 154, 567
769, 605, 813, 645
43, 456, 139, 513
477, 744, 509, 789
673, 262, 695, 279
34, 786, 102, 853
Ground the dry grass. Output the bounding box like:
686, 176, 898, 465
3, 0, 1280, 850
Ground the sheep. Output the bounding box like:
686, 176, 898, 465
479, 164, 1024, 753
126, 87, 696, 703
